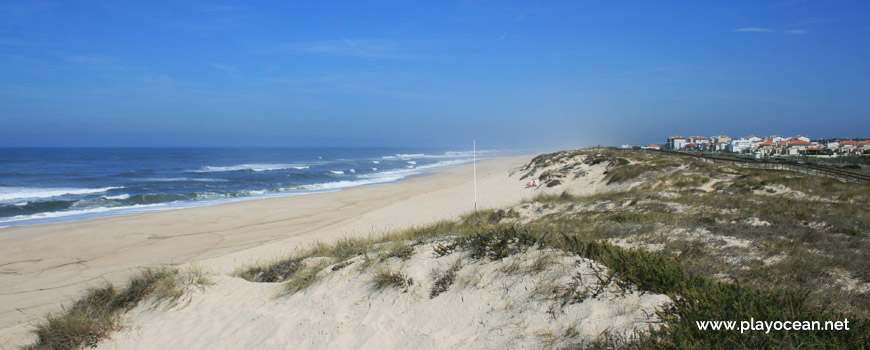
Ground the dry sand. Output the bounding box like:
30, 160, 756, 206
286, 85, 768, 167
0, 156, 537, 348
96, 245, 668, 350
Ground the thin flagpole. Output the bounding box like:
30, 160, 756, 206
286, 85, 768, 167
473, 140, 478, 212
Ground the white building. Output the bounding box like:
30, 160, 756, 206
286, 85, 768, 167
767, 135, 787, 143
667, 136, 686, 150
728, 139, 752, 153
689, 136, 710, 145
790, 135, 811, 142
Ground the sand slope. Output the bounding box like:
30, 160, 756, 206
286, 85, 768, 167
96, 245, 668, 350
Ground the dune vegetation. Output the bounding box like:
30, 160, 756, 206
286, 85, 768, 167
27, 148, 869, 349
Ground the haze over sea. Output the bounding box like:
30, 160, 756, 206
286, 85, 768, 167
0, 147, 506, 227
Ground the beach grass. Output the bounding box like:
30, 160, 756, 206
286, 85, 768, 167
25, 267, 209, 350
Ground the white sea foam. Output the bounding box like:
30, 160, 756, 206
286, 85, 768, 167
407, 161, 416, 165
0, 203, 169, 225
284, 158, 473, 193
381, 150, 494, 160
382, 153, 425, 160
361, 159, 473, 179
136, 177, 228, 182
330, 171, 345, 175
0, 186, 124, 202
286, 177, 398, 192
0, 154, 484, 227
104, 194, 131, 200
192, 164, 309, 173
348, 169, 356, 173
372, 160, 380, 164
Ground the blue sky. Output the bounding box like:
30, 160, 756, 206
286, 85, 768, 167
0, 1, 868, 148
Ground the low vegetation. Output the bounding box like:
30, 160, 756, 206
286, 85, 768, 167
30, 147, 869, 348
25, 267, 209, 350
233, 148, 868, 347
372, 270, 414, 291
429, 261, 461, 298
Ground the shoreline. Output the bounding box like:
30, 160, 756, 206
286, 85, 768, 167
0, 157, 476, 229
0, 155, 534, 348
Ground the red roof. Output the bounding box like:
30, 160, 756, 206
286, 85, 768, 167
759, 141, 776, 146
787, 140, 811, 145
806, 147, 821, 151
647, 144, 660, 148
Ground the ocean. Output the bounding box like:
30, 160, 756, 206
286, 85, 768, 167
0, 147, 503, 227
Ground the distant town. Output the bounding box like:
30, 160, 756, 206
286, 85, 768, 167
621, 135, 870, 158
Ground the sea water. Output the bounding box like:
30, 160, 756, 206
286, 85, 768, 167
0, 147, 504, 227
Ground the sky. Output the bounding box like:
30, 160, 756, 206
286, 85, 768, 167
0, 0, 868, 149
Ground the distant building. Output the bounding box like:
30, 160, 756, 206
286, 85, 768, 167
766, 135, 786, 143
713, 135, 732, 144
757, 141, 777, 155
667, 136, 686, 150
805, 147, 824, 156
790, 135, 810, 142
728, 139, 752, 153
689, 136, 710, 145
649, 133, 836, 156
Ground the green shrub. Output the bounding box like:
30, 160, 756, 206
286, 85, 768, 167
373, 270, 413, 291
455, 227, 540, 260
238, 258, 302, 282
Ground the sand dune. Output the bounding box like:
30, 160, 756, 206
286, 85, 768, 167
0, 156, 536, 348
96, 245, 667, 350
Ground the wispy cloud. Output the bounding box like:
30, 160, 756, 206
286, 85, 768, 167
733, 27, 809, 34
734, 27, 776, 33
0, 0, 53, 25
269, 39, 438, 60
64, 55, 120, 67
208, 63, 241, 78
160, 6, 258, 36
59, 54, 180, 86
196, 5, 245, 13
263, 71, 437, 100
0, 37, 46, 47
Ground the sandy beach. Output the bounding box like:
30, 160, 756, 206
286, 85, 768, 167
0, 155, 535, 348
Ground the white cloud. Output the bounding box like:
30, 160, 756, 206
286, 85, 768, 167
783, 29, 809, 34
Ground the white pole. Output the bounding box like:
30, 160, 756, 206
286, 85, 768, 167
473, 140, 478, 212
